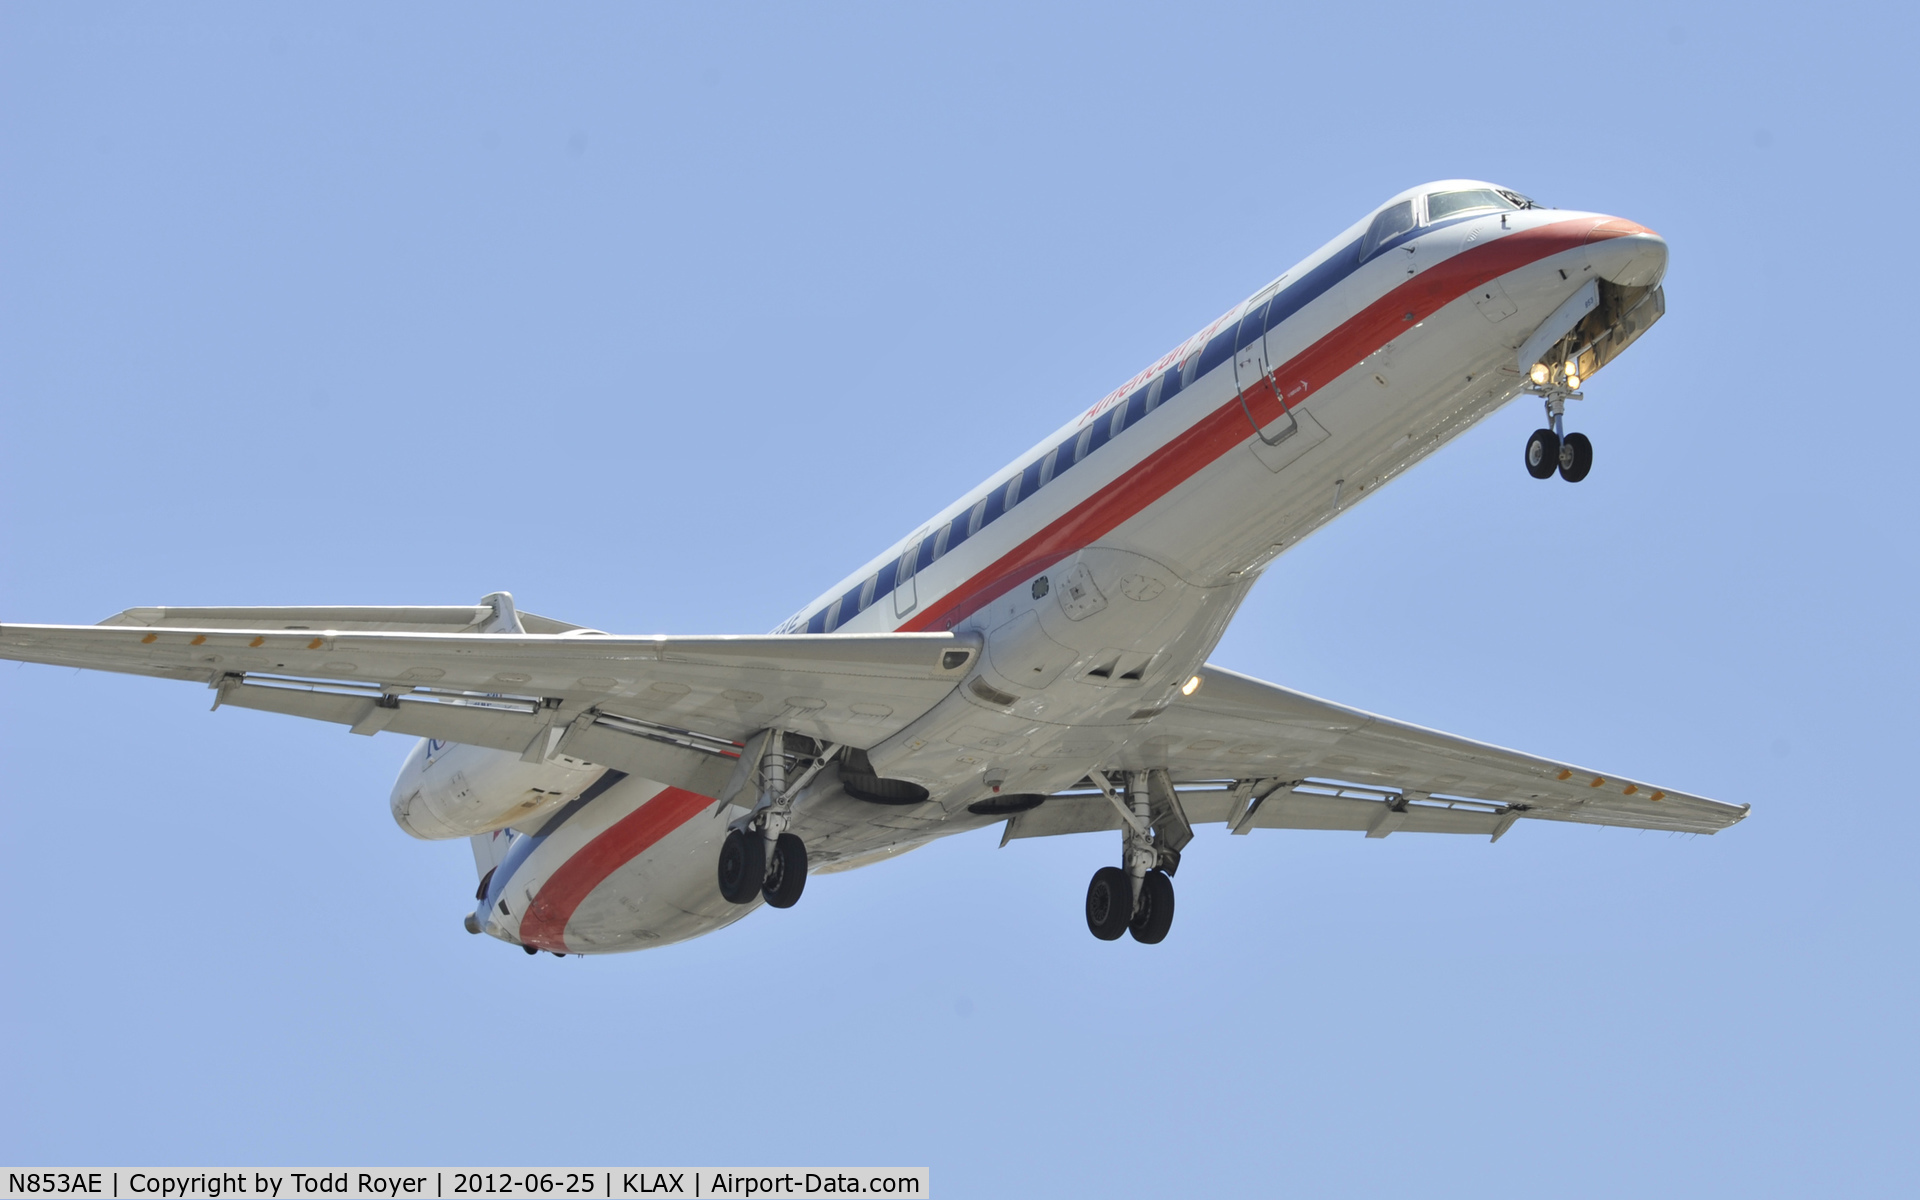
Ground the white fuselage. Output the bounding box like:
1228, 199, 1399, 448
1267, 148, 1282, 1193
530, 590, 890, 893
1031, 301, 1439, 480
400, 182, 1668, 954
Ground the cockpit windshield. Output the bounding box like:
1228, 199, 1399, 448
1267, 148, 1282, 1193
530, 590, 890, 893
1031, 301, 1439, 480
1359, 199, 1418, 260
1361, 185, 1542, 261
1425, 187, 1519, 221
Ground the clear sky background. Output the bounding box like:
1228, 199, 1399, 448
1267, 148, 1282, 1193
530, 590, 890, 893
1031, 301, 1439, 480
2, 3, 1915, 1196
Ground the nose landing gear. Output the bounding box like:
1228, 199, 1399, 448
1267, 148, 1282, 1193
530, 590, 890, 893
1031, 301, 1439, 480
1524, 390, 1593, 483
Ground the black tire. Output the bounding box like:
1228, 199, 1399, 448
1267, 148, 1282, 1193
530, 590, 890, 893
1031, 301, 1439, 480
1085, 866, 1133, 941
762, 833, 808, 909
966, 793, 1047, 816
1558, 431, 1593, 483
522, 944, 539, 956
1525, 429, 1560, 479
1129, 870, 1175, 945
717, 828, 765, 904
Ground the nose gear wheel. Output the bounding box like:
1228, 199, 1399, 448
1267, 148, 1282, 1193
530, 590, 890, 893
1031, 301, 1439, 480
1524, 389, 1593, 482
1525, 429, 1560, 479
1558, 432, 1593, 482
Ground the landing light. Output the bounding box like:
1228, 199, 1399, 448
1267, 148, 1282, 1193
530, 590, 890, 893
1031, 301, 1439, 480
1181, 675, 1202, 696
1529, 363, 1550, 385
1566, 374, 1581, 389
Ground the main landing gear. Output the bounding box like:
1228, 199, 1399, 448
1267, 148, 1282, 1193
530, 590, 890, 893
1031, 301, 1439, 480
1524, 391, 1592, 483
718, 728, 839, 909
1083, 770, 1191, 945
720, 827, 808, 908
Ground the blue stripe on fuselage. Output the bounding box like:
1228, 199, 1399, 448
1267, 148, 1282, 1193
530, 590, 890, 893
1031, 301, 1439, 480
482, 768, 630, 921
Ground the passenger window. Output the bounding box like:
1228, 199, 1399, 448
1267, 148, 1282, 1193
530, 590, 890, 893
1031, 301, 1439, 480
980, 485, 1006, 529
1123, 386, 1149, 430
1359, 199, 1417, 261
840, 582, 866, 621
1158, 368, 1182, 405
1086, 413, 1113, 457
1053, 433, 1080, 476
945, 510, 970, 554
807, 608, 829, 634
1426, 188, 1514, 221
875, 559, 899, 598
1196, 326, 1236, 378
929, 525, 950, 561
822, 597, 844, 633
1018, 459, 1044, 502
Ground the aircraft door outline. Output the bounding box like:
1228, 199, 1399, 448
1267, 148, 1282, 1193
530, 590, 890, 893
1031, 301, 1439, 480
894, 529, 929, 619
1233, 288, 1297, 447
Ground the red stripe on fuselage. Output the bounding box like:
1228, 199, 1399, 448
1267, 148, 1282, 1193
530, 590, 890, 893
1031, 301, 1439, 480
518, 786, 713, 953
900, 217, 1614, 633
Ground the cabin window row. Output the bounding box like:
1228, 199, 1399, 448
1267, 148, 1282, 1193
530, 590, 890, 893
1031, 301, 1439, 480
802, 293, 1296, 633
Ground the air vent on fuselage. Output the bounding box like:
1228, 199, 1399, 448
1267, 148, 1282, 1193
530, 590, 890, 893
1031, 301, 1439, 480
1085, 653, 1152, 685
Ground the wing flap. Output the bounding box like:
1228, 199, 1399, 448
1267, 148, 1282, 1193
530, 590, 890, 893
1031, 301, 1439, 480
213, 673, 741, 795
1105, 665, 1745, 837
1000, 782, 1502, 842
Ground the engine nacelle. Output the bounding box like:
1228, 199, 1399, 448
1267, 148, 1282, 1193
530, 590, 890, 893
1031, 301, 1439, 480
389, 737, 602, 840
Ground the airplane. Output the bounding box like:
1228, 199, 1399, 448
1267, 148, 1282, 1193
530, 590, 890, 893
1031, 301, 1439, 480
0, 180, 1745, 955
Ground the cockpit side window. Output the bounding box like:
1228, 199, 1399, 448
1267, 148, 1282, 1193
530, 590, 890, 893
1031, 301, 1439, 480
1425, 188, 1517, 222
1359, 200, 1418, 261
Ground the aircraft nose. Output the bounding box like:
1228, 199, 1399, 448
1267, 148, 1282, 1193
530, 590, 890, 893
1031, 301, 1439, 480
1586, 218, 1667, 289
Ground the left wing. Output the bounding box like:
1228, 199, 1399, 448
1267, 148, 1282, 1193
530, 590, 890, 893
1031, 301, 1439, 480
0, 616, 978, 796
1006, 664, 1745, 844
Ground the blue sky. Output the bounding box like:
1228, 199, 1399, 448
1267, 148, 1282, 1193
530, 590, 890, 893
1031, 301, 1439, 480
2, 3, 1915, 1196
